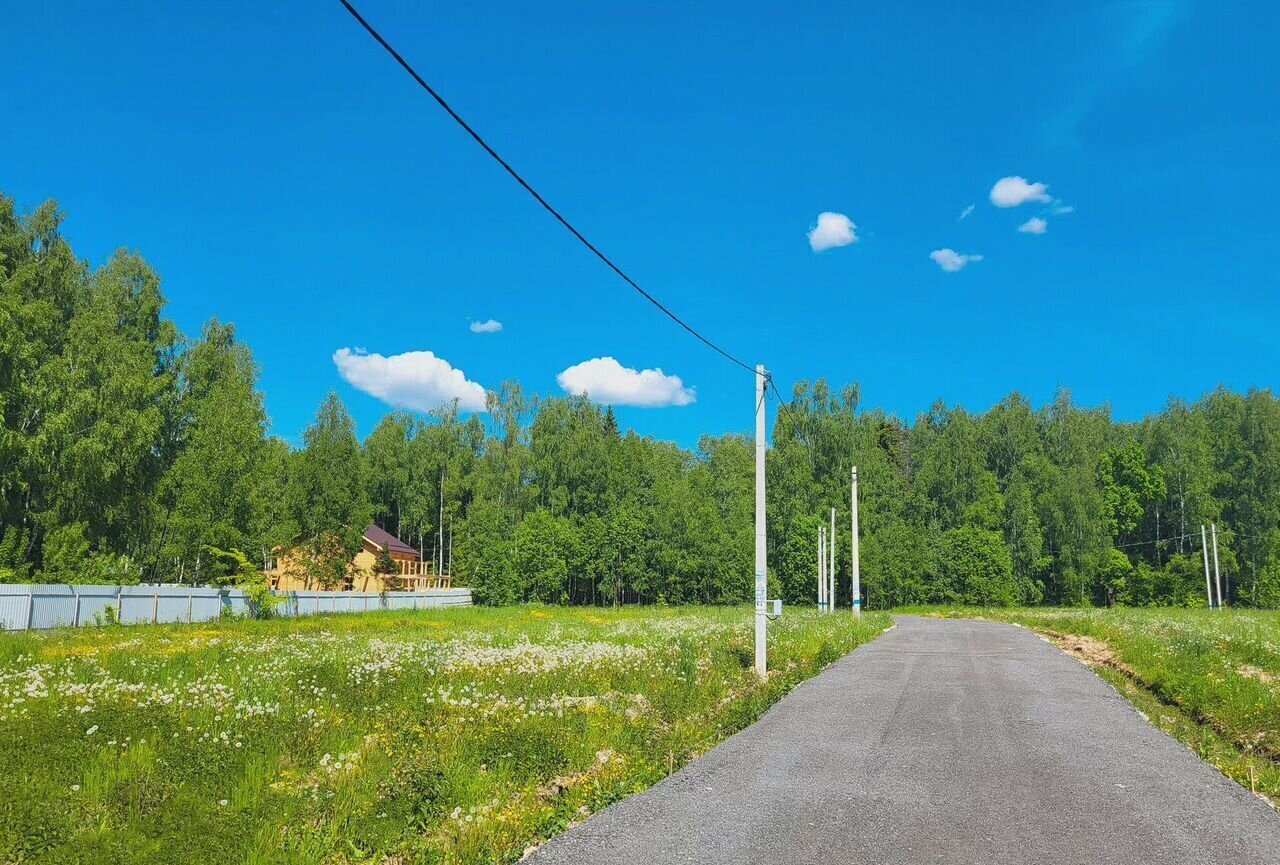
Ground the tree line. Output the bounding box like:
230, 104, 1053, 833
3, 195, 1278, 607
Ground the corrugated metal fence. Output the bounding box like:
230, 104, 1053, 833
0, 584, 472, 631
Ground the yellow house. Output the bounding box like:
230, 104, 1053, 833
267, 524, 450, 592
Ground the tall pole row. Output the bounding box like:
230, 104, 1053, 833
851, 466, 861, 615
1201, 524, 1213, 609
754, 365, 768, 678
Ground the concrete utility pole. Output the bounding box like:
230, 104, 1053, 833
754, 365, 768, 678
830, 507, 837, 610
1211, 523, 1223, 610
817, 526, 825, 611
851, 466, 861, 615
1201, 525, 1213, 609
818, 526, 827, 611
819, 527, 829, 614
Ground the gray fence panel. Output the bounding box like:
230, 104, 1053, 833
0, 592, 26, 630
0, 584, 471, 632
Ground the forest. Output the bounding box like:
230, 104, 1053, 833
3, 194, 1279, 608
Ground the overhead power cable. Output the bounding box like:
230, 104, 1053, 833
337, 0, 756, 374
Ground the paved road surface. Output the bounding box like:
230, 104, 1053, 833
531, 615, 1280, 864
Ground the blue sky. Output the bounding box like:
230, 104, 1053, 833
3, 1, 1276, 447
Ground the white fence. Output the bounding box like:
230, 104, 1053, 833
0, 583, 472, 631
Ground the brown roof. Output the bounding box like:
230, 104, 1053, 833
363, 524, 419, 557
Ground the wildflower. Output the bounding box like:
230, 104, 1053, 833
85, 725, 99, 736
71, 784, 80, 792
219, 799, 229, 807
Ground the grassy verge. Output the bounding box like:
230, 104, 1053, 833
0, 605, 889, 864
920, 607, 1280, 804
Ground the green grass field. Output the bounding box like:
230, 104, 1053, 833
931, 607, 1280, 803
0, 606, 889, 864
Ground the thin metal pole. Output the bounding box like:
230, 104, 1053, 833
1201, 525, 1213, 609
754, 365, 768, 678
851, 466, 861, 615
1211, 523, 1223, 610
26, 590, 35, 631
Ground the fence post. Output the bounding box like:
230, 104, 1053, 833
72, 592, 82, 628
186, 591, 193, 624
115, 588, 123, 622
26, 589, 36, 631
152, 591, 159, 624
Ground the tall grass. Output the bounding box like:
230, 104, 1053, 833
0, 605, 888, 864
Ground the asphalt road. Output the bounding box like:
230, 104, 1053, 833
530, 615, 1280, 865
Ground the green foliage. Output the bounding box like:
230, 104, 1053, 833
372, 543, 402, 591
206, 546, 280, 618
934, 525, 1025, 606
285, 393, 372, 589
3, 193, 1280, 608
515, 511, 570, 603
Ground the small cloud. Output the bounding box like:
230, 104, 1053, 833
990, 176, 1052, 208
807, 212, 858, 252
1050, 201, 1075, 215
556, 357, 695, 408
1018, 217, 1047, 235
469, 319, 503, 334
333, 348, 487, 413
929, 248, 984, 273
958, 204, 975, 221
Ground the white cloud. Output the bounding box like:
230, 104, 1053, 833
469, 319, 503, 334
1018, 217, 1048, 235
333, 348, 487, 413
929, 248, 984, 273
807, 212, 858, 252
990, 176, 1052, 208
556, 357, 695, 408
1051, 201, 1075, 215
958, 204, 975, 221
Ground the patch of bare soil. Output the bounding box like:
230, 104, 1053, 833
1040, 630, 1138, 677
1238, 665, 1278, 686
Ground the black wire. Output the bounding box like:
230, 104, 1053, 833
767, 376, 806, 430
337, 0, 756, 374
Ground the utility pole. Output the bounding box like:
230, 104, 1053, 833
818, 526, 826, 612
754, 365, 768, 678
829, 507, 836, 610
1211, 523, 1223, 610
817, 526, 824, 611
1201, 525, 1213, 609
851, 466, 861, 615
